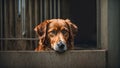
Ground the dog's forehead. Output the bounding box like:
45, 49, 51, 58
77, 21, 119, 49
49, 19, 68, 28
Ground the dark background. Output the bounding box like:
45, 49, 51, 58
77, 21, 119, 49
61, 0, 96, 48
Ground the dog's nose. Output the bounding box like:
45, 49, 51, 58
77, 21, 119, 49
58, 44, 65, 49
57, 42, 65, 49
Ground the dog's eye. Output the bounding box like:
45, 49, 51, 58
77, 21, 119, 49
51, 30, 57, 35
49, 30, 57, 37
61, 30, 68, 34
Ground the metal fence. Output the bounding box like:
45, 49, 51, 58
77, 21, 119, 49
0, 0, 61, 51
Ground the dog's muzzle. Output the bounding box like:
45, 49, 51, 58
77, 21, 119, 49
53, 41, 67, 53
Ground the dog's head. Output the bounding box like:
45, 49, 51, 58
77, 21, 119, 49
34, 19, 78, 53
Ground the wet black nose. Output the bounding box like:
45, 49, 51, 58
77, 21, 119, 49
58, 43, 65, 49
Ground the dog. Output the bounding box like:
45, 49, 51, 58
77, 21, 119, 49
34, 19, 78, 53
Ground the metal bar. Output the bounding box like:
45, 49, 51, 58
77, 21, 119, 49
35, 0, 38, 28
0, 0, 3, 50
4, 0, 8, 50
22, 0, 26, 36
34, 0, 38, 48
15, 0, 17, 38
0, 38, 39, 40
13, 0, 16, 37
42, 0, 45, 20
0, 0, 2, 37
56, 0, 58, 18
44, 0, 47, 19
40, 0, 43, 22
49, 0, 52, 19
29, 0, 32, 48
18, 0, 21, 16
58, 0, 60, 18
9, 0, 13, 38
54, 0, 56, 18
24, 0, 26, 36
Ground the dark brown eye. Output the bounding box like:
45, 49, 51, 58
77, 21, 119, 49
51, 30, 57, 35
61, 30, 68, 34
48, 30, 57, 37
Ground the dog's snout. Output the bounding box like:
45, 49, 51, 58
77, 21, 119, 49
54, 41, 67, 53
58, 43, 65, 49
57, 41, 65, 49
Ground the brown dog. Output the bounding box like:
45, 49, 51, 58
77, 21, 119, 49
34, 19, 78, 53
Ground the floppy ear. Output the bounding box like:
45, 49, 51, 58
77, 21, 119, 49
34, 20, 49, 49
65, 19, 78, 49
34, 20, 48, 37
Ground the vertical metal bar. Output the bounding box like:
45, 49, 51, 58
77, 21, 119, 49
0, 0, 1, 50
13, 0, 15, 37
54, 0, 56, 18
44, 0, 47, 19
40, 0, 43, 22
4, 0, 7, 50
56, 0, 58, 18
35, 0, 38, 28
0, 0, 3, 50
29, 0, 32, 48
9, 0, 13, 38
29, 0, 32, 38
18, 0, 21, 16
35, 0, 38, 49
15, 0, 17, 38
50, 0, 52, 19
22, 0, 26, 36
58, 0, 60, 18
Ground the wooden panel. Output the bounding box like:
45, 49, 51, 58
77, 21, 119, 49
0, 50, 106, 68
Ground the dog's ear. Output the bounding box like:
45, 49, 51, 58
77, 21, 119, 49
65, 19, 78, 36
65, 19, 78, 49
34, 20, 49, 49
34, 20, 49, 37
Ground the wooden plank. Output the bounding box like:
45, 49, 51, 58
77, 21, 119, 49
0, 50, 106, 68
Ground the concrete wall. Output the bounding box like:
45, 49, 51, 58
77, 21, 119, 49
0, 50, 106, 68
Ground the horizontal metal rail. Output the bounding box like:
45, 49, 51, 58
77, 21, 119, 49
0, 38, 39, 40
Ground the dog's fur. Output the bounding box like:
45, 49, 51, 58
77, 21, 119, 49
34, 19, 77, 52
